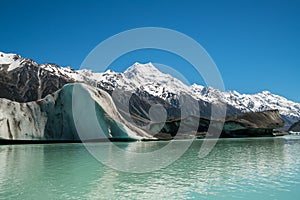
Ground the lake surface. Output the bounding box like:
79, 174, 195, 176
0, 136, 300, 199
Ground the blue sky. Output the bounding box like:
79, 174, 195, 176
1, 0, 299, 101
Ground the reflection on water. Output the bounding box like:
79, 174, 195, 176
0, 136, 300, 199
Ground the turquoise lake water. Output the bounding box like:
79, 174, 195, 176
0, 136, 300, 199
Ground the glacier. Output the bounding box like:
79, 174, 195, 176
0, 83, 154, 141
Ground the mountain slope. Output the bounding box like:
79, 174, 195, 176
289, 121, 300, 133
0, 52, 74, 102
191, 85, 300, 129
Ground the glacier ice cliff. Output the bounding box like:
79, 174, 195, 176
0, 83, 154, 140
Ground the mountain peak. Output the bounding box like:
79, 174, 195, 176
0, 52, 20, 63
124, 62, 160, 75
0, 51, 24, 71
261, 90, 271, 95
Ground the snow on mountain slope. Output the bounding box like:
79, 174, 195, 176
40, 64, 79, 80
0, 52, 35, 71
191, 84, 300, 122
0, 52, 18, 63
123, 62, 192, 99
225, 90, 300, 117
74, 62, 195, 106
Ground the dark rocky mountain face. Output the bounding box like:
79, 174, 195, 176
0, 59, 73, 102
107, 86, 242, 132
145, 110, 285, 140
289, 121, 300, 132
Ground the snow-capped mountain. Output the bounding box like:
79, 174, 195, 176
191, 85, 300, 128
73, 62, 299, 128
0, 51, 299, 129
0, 52, 73, 102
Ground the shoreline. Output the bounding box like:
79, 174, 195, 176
0, 138, 138, 145
0, 134, 291, 145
